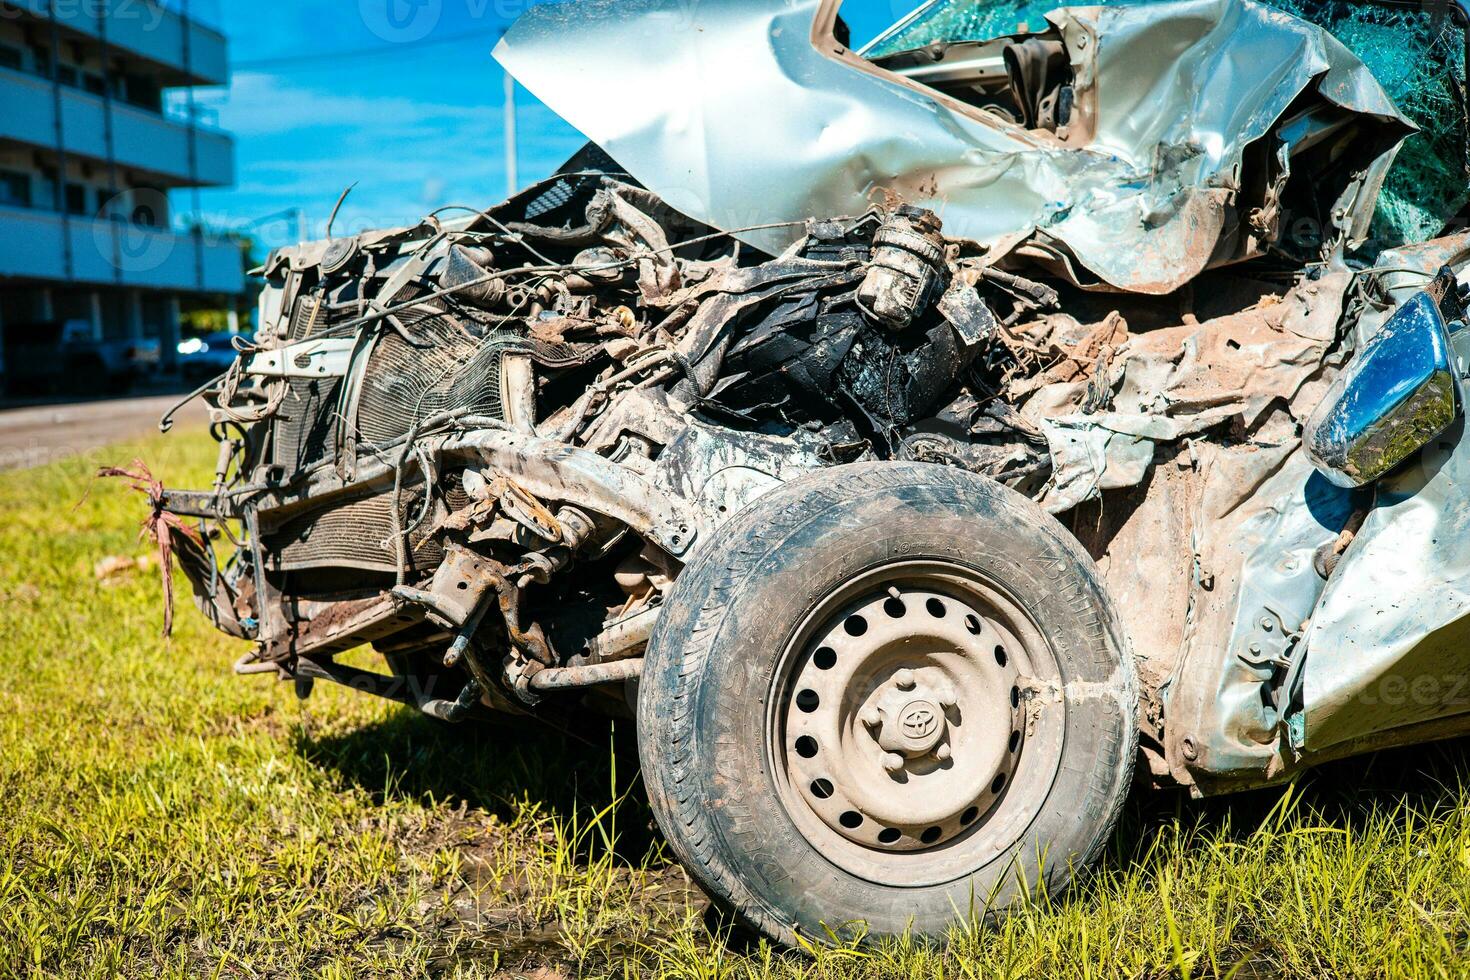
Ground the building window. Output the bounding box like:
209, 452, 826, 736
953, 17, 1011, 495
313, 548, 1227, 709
0, 170, 31, 209
65, 183, 89, 217
82, 73, 106, 96
56, 65, 78, 87
122, 74, 162, 112
35, 165, 58, 209
0, 45, 21, 72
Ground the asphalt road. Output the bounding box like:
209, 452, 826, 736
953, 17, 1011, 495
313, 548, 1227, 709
0, 394, 210, 472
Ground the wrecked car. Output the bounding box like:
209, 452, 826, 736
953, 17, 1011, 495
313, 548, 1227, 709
141, 0, 1470, 947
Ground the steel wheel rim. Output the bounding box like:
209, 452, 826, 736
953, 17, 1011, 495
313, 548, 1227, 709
767, 560, 1066, 887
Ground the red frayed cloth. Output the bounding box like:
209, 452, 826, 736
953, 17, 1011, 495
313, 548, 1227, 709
96, 459, 203, 637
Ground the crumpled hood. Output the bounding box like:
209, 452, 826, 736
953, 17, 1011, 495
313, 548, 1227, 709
496, 0, 1411, 293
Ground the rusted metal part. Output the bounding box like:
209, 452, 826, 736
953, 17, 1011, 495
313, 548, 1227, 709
156, 489, 232, 520
487, 475, 564, 543
233, 651, 278, 676
290, 656, 479, 720
445, 430, 697, 557
196, 427, 698, 559
580, 606, 660, 665
420, 678, 484, 724
392, 544, 502, 629
265, 593, 425, 662
528, 658, 644, 691
488, 562, 557, 668
1313, 508, 1369, 580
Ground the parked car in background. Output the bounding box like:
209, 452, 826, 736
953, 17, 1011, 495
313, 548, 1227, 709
178, 332, 249, 385
2, 319, 158, 397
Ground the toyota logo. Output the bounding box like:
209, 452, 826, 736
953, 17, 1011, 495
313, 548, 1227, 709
900, 703, 939, 739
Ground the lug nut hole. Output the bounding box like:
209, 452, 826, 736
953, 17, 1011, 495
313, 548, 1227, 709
839, 811, 863, 829
991, 773, 1007, 794
812, 647, 837, 670
1011, 685, 1020, 708
883, 597, 906, 619
795, 736, 818, 758
844, 615, 868, 637
920, 826, 942, 844
810, 778, 834, 799
1009, 730, 1021, 753
960, 806, 979, 826
965, 613, 982, 635
877, 828, 901, 844
926, 598, 946, 618
796, 689, 821, 713
994, 644, 1007, 667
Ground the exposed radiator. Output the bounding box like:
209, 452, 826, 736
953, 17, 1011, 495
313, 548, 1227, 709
266, 290, 511, 574
356, 309, 511, 448
263, 475, 474, 577
272, 293, 353, 473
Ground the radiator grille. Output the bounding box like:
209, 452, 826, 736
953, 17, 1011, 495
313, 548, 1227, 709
272, 293, 356, 473
269, 293, 515, 472
263, 289, 514, 575
265, 486, 440, 575
356, 314, 512, 448
275, 377, 341, 472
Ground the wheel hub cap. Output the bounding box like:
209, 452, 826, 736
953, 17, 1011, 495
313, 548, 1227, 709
782, 585, 1027, 852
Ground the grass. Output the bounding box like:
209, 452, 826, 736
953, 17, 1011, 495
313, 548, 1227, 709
2, 431, 1470, 977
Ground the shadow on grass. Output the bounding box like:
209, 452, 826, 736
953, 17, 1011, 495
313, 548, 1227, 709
293, 705, 663, 863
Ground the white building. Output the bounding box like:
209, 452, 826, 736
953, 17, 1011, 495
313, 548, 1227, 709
0, 0, 241, 375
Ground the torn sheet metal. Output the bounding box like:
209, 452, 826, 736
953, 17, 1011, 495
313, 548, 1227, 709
1160, 443, 1353, 791
1030, 269, 1350, 512
496, 0, 1410, 293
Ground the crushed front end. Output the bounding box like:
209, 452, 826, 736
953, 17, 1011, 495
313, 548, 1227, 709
156, 174, 1060, 718
146, 0, 1470, 801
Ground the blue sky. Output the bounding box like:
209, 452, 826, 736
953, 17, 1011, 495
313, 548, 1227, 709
188, 0, 921, 250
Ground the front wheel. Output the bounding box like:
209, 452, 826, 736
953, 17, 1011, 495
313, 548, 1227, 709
637, 463, 1137, 946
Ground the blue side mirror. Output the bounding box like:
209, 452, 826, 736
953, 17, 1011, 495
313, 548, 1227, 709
1305, 268, 1465, 489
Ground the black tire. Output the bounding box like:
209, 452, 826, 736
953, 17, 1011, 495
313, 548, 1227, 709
637, 462, 1137, 947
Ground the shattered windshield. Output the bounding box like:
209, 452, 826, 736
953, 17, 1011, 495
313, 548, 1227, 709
856, 0, 1469, 247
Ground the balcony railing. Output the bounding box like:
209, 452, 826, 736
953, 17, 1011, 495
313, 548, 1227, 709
0, 205, 245, 294
0, 68, 234, 188
5, 0, 228, 85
